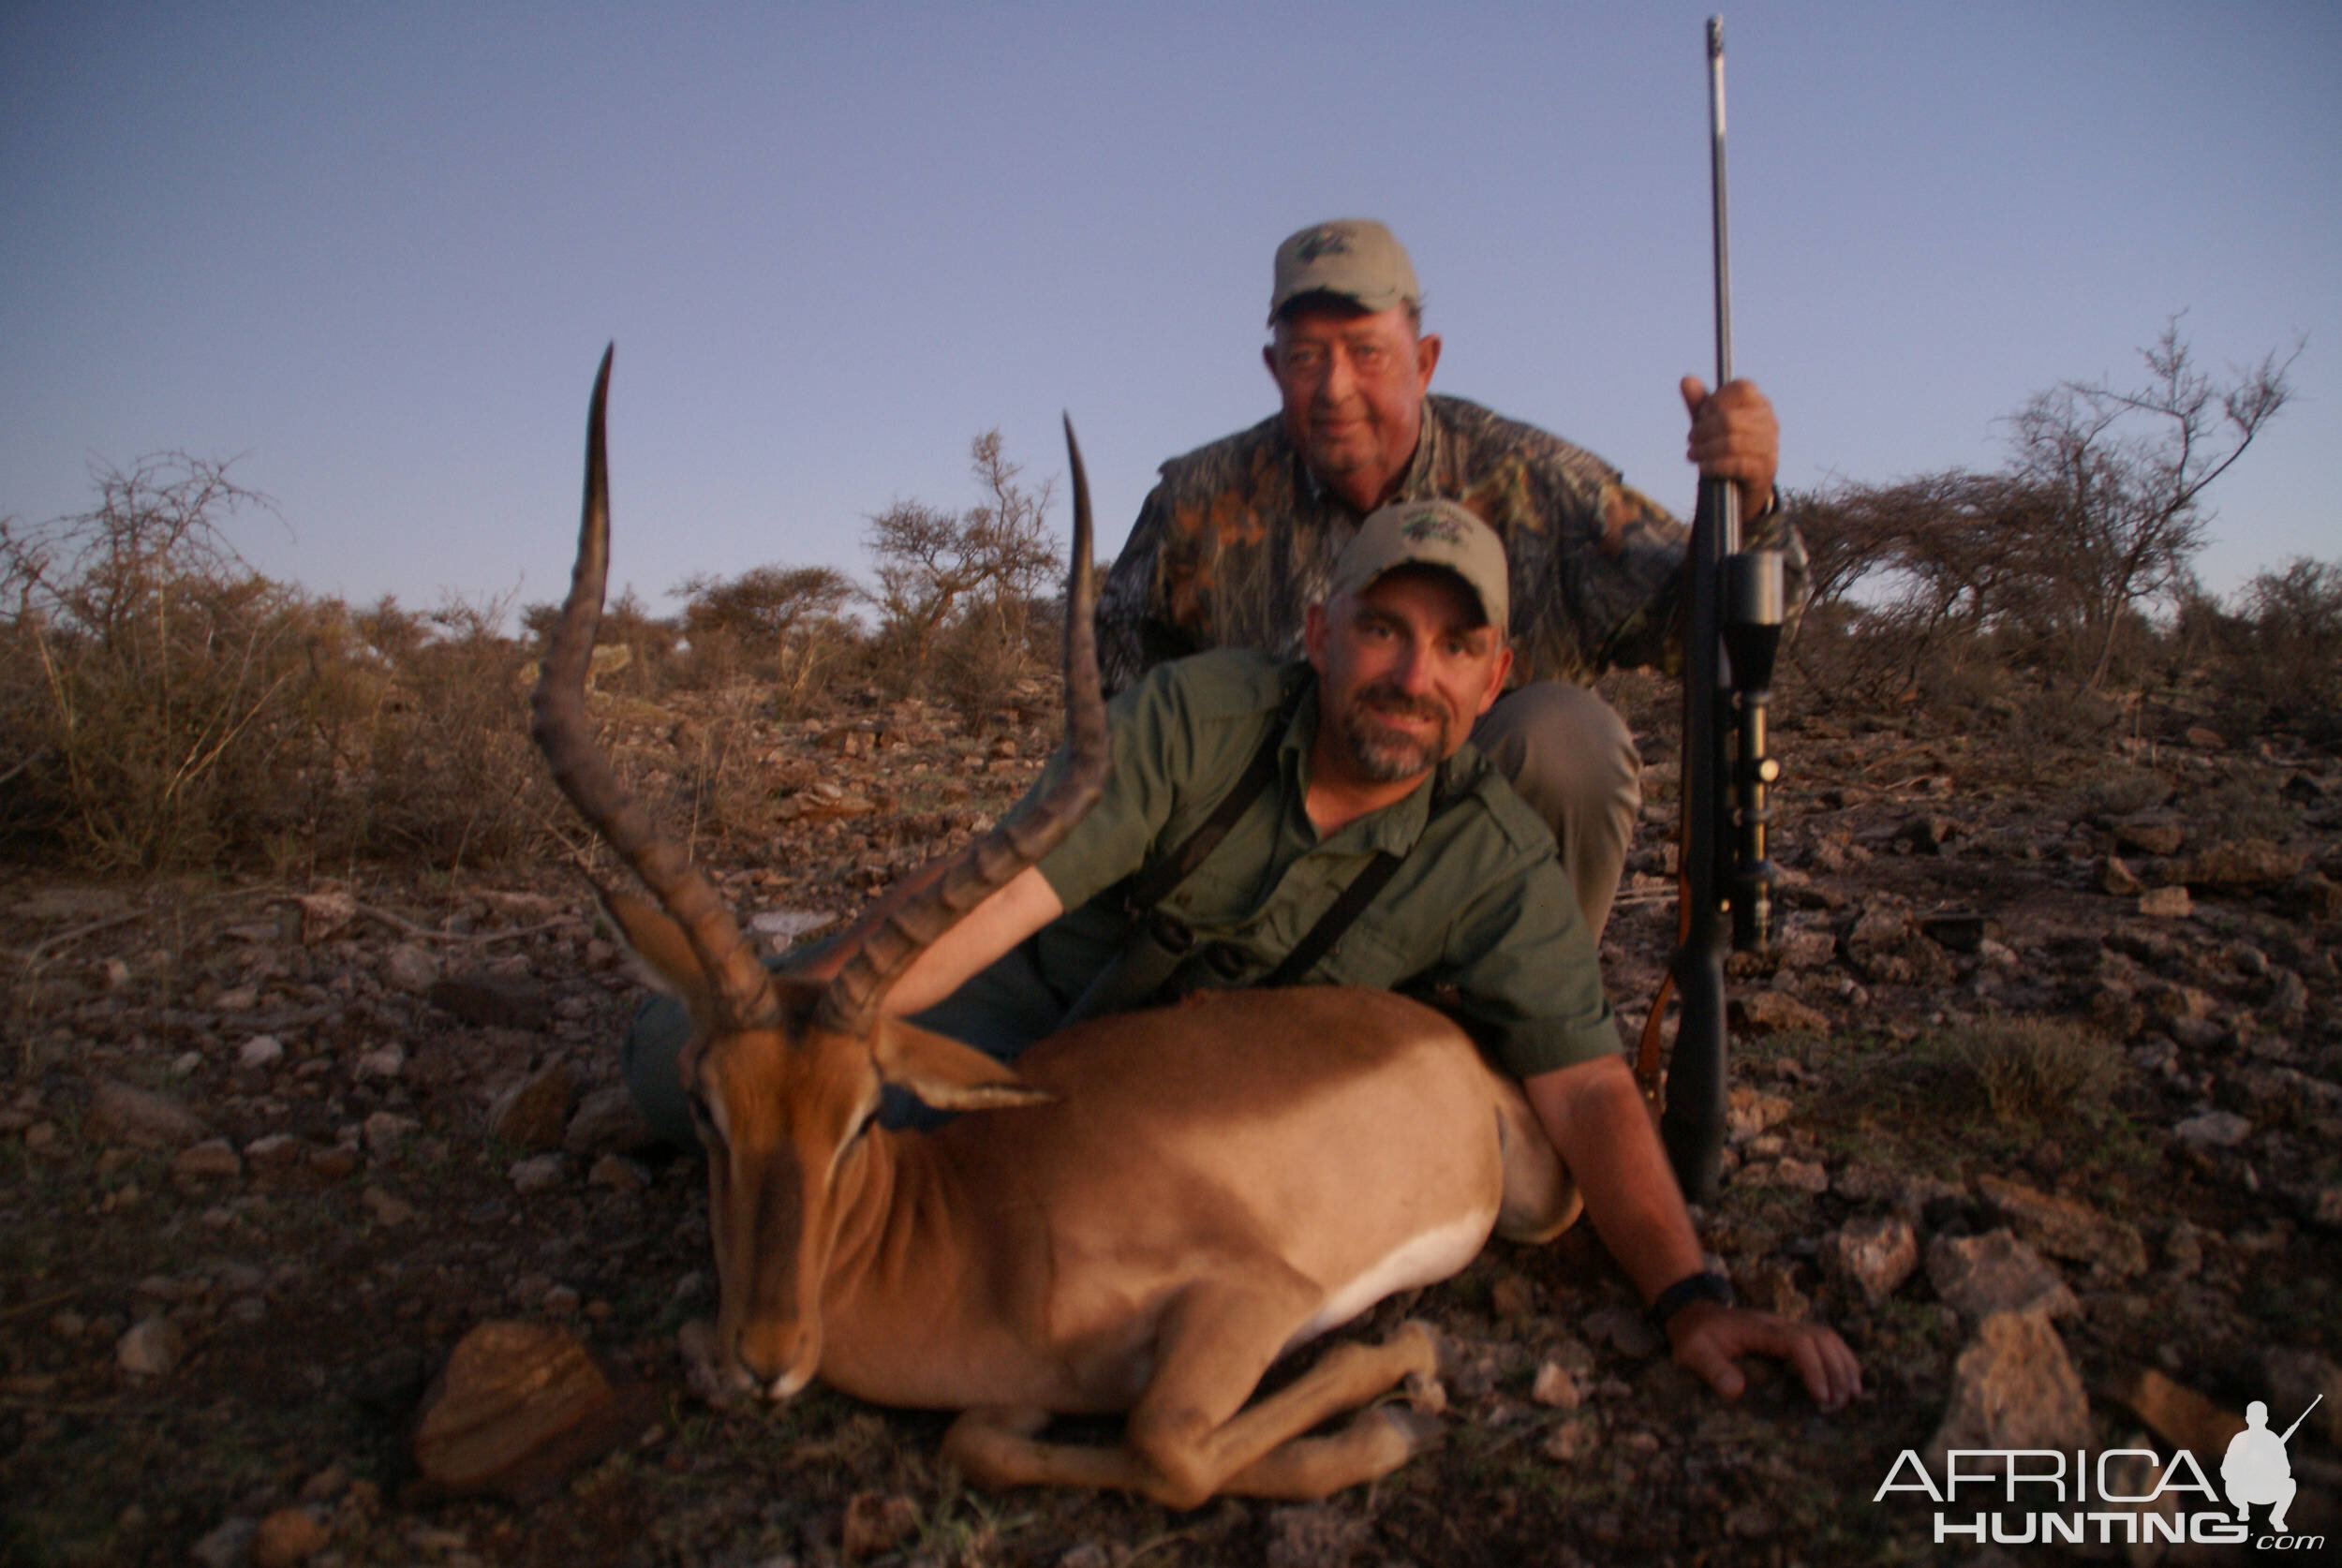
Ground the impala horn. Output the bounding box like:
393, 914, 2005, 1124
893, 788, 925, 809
815, 414, 1108, 1038
530, 346, 780, 1031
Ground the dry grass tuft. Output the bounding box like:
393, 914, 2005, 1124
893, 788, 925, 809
1934, 1017, 2123, 1124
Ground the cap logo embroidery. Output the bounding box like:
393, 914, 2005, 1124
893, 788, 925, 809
1400, 512, 1464, 545
1295, 229, 1351, 262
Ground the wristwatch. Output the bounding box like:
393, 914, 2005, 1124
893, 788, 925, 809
1648, 1269, 1734, 1330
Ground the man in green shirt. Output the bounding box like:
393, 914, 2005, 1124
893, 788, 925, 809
626, 498, 1860, 1413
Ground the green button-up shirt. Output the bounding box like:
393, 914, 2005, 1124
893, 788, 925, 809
1017, 648, 1623, 1080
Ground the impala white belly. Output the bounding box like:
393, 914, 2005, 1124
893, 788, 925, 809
1282, 1207, 1497, 1356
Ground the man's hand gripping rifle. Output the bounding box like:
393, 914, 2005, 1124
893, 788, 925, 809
1638, 16, 1786, 1204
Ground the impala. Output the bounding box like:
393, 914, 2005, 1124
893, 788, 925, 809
530, 348, 1581, 1504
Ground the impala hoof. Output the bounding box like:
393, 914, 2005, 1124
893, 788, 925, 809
1374, 1402, 1447, 1458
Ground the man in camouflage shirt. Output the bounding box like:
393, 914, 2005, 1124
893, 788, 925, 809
1097, 219, 1805, 936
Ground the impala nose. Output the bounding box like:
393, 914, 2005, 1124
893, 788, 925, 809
735, 1318, 817, 1398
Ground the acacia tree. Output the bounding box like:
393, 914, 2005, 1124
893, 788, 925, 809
865, 429, 1060, 673
2008, 318, 2299, 690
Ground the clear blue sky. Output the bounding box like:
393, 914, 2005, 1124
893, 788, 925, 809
5, 3, 2335, 623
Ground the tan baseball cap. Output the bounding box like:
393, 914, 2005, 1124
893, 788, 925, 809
1331, 499, 1510, 631
1269, 219, 1420, 324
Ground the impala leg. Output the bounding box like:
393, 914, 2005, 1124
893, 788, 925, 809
1127, 1307, 1445, 1509
1215, 1402, 1444, 1500
943, 1405, 1163, 1494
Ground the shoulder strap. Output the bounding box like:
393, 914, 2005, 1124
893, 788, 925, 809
1259, 850, 1402, 988
1121, 676, 1301, 915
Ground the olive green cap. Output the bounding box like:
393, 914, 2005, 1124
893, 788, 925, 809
1269, 219, 1420, 325
1331, 499, 1509, 631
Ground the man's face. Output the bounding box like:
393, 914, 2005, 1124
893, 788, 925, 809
1265, 303, 1442, 512
1306, 568, 1512, 786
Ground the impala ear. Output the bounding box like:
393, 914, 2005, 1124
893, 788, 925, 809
871, 1018, 1056, 1113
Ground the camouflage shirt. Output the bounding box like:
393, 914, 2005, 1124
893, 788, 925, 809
1095, 393, 1806, 694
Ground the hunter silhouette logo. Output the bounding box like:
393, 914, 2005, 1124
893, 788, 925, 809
1400, 511, 1464, 546
2225, 1396, 2320, 1535
1295, 228, 1351, 262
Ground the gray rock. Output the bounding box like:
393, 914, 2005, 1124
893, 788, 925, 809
237, 1035, 285, 1070
2174, 1110, 2253, 1149
384, 943, 439, 993
1927, 1230, 2079, 1320
1924, 1310, 2092, 1471
363, 1110, 420, 1152
2137, 885, 2192, 919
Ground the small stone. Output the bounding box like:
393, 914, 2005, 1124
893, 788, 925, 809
1772, 1157, 1829, 1193
2310, 1185, 2342, 1232
95, 956, 132, 990
2137, 885, 2192, 919
509, 1153, 568, 1194
542, 1284, 581, 1315
2100, 855, 2145, 896
307, 1146, 360, 1179
1729, 991, 1831, 1037
1725, 1087, 1794, 1146
251, 1505, 330, 1567
383, 944, 439, 994
2112, 811, 2186, 857
354, 1043, 406, 1082
242, 1133, 308, 1173
1579, 1306, 1662, 1359
363, 1110, 421, 1152
1825, 1215, 1920, 1305
1489, 1273, 1535, 1321
587, 1154, 650, 1193
2162, 1219, 2206, 1276
86, 1079, 211, 1148
840, 1492, 921, 1560
361, 1187, 415, 1226
1531, 1360, 1586, 1409
116, 1315, 185, 1376
428, 972, 553, 1030
1924, 1310, 2092, 1469
295, 888, 358, 944
565, 1085, 659, 1157
173, 1138, 244, 1181
298, 1463, 349, 1503
488, 1068, 572, 1151
1541, 1416, 1599, 1462
238, 1035, 286, 1070
1926, 1230, 2079, 1321
190, 1516, 258, 1568
2174, 1110, 2253, 1149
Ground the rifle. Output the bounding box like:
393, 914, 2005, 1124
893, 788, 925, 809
1638, 16, 1786, 1203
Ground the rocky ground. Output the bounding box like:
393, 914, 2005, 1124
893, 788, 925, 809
3, 674, 2338, 1567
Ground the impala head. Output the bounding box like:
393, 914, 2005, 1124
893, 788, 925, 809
532, 347, 1105, 1399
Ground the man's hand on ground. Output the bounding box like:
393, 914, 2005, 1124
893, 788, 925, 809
1667, 1298, 1862, 1411
1679, 376, 1778, 519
